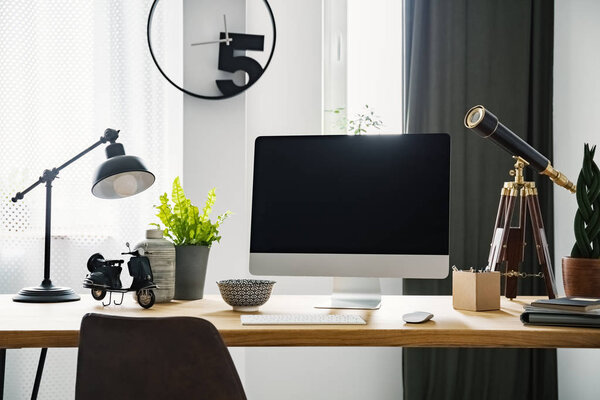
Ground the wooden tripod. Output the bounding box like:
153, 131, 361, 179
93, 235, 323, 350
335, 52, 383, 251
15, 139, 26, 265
487, 156, 558, 299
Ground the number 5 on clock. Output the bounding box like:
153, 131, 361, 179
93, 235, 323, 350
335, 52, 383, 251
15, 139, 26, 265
217, 32, 265, 97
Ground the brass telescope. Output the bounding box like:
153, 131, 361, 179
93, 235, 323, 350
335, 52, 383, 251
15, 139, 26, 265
465, 105, 575, 193
463, 105, 576, 299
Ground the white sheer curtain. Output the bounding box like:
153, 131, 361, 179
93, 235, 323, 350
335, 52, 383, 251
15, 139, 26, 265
0, 1, 180, 398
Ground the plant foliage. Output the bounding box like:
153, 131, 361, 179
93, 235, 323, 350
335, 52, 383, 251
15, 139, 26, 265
152, 177, 231, 246
324, 104, 383, 135
347, 104, 383, 135
571, 144, 600, 259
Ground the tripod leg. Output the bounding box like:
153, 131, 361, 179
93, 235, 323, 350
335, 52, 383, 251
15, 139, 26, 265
497, 194, 517, 263
491, 192, 517, 297
504, 194, 528, 299
504, 229, 523, 298
488, 194, 509, 270
527, 193, 558, 299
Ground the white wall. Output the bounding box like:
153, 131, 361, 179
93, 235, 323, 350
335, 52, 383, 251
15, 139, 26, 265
182, 1, 402, 399
554, 1, 600, 399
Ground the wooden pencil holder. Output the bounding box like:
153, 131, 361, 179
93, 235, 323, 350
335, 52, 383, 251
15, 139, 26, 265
452, 270, 500, 311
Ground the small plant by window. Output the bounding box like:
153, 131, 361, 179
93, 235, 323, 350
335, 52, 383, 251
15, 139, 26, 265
325, 104, 383, 135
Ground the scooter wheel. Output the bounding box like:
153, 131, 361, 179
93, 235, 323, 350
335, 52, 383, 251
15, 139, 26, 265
91, 288, 106, 301
137, 289, 155, 309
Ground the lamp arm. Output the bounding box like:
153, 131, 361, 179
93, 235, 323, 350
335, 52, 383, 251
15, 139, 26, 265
11, 129, 120, 202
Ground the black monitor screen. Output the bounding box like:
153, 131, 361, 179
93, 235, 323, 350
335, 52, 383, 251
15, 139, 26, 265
251, 134, 450, 255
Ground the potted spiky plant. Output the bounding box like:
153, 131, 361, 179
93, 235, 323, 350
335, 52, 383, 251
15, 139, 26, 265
152, 177, 231, 300
562, 144, 600, 297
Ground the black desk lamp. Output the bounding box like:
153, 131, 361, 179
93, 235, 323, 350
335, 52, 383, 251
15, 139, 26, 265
11, 128, 155, 303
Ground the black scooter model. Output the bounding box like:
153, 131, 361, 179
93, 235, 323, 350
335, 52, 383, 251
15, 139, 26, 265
84, 243, 157, 309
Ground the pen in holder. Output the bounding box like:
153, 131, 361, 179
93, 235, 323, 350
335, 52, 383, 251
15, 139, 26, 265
452, 266, 500, 311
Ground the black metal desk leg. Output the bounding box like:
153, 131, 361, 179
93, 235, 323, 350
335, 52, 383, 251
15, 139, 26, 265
31, 348, 47, 400
0, 348, 6, 400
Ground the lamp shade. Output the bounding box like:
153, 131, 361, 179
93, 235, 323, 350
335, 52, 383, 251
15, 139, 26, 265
92, 145, 155, 199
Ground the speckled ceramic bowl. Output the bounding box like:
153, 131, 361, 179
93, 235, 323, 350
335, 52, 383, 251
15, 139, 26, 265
217, 279, 276, 312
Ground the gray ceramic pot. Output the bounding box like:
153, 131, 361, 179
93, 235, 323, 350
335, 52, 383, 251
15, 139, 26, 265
174, 245, 210, 300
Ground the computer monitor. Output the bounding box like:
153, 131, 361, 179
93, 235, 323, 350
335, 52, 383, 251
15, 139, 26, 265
250, 134, 450, 309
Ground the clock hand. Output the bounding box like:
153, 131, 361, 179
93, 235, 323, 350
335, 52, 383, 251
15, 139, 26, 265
223, 14, 230, 46
190, 38, 232, 46
191, 15, 233, 47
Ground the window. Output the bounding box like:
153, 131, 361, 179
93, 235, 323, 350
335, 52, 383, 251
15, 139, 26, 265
323, 0, 403, 134
0, 2, 180, 397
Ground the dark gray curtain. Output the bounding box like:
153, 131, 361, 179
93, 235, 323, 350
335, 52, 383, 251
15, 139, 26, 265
402, 1, 557, 399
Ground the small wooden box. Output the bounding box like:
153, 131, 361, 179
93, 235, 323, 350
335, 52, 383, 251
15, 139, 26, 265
452, 271, 500, 311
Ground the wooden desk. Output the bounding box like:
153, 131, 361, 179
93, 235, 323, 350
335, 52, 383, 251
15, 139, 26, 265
1, 294, 600, 349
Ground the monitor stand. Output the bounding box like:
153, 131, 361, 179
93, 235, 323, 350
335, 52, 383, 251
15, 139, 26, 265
315, 277, 382, 310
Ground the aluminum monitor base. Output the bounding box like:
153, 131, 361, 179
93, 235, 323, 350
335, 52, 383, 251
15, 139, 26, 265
315, 277, 381, 310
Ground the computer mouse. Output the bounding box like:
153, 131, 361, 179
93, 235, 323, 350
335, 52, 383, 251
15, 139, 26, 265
402, 311, 434, 324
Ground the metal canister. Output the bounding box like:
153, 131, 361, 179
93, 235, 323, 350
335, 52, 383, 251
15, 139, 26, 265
134, 229, 175, 302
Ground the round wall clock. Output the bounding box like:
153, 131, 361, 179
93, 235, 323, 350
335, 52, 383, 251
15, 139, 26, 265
147, 0, 276, 100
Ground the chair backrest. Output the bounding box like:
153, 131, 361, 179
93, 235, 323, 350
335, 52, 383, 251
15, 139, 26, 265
75, 313, 247, 400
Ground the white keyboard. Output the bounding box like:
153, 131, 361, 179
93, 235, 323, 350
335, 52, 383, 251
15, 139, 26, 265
240, 314, 366, 325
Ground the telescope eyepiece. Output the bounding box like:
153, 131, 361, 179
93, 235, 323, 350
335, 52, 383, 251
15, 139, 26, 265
464, 105, 499, 138
465, 106, 484, 128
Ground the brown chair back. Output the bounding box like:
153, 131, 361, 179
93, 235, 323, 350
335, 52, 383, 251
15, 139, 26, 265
75, 313, 246, 400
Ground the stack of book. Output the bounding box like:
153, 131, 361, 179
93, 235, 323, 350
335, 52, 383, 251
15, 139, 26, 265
521, 297, 600, 328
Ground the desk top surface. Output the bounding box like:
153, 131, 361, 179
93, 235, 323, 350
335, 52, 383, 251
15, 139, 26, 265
1, 294, 599, 349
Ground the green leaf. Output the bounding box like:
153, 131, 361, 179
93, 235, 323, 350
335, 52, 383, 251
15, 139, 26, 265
172, 177, 188, 218
216, 211, 232, 228
201, 188, 216, 222
154, 194, 174, 235
152, 178, 232, 247
572, 143, 600, 259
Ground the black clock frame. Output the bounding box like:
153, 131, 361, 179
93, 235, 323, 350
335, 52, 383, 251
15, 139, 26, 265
147, 0, 277, 100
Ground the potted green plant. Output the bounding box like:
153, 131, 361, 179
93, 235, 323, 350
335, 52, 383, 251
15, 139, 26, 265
152, 177, 231, 300
562, 144, 600, 297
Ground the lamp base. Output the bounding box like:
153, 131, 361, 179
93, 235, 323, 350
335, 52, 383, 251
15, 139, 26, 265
13, 282, 80, 303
